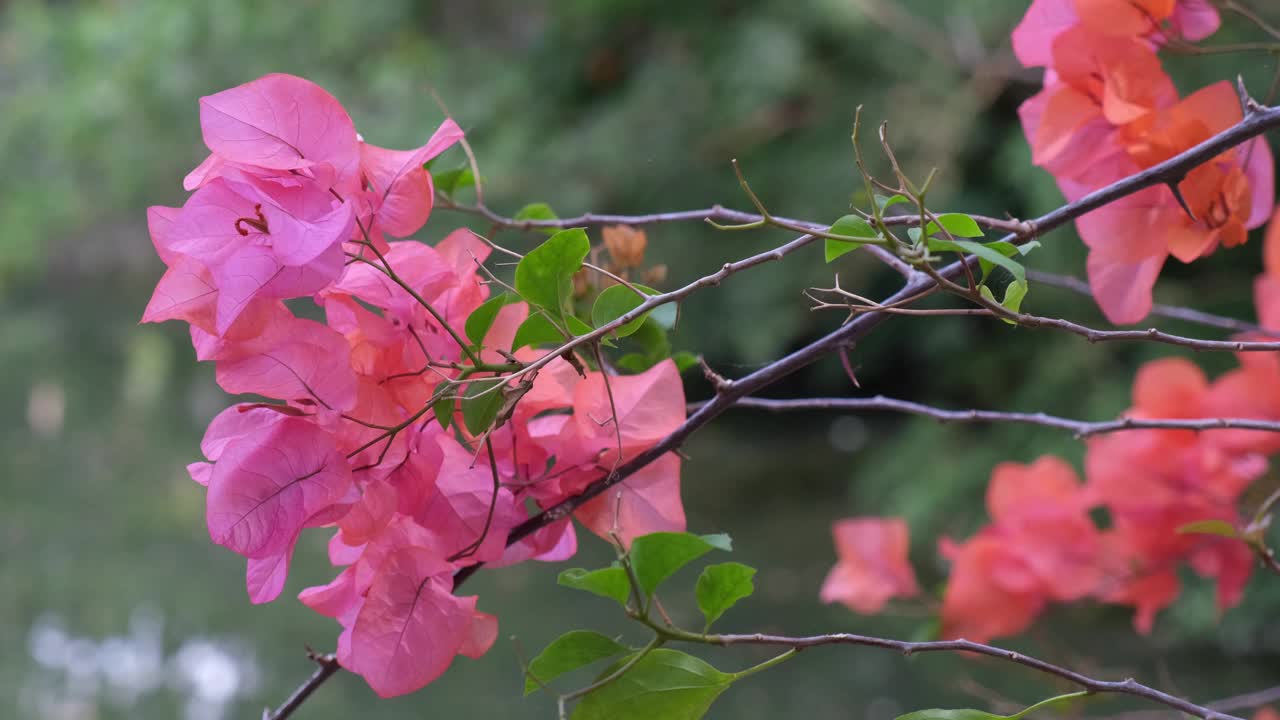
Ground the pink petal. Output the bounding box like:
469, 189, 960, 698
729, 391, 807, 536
188, 462, 213, 486
573, 360, 685, 461
414, 435, 522, 563
820, 517, 919, 614
246, 536, 297, 604
348, 549, 478, 697
573, 452, 685, 547
1086, 246, 1167, 325
435, 227, 492, 277
1171, 0, 1221, 42
338, 479, 399, 546
459, 610, 498, 659
198, 73, 359, 181
1011, 0, 1077, 68
200, 403, 294, 460
142, 257, 219, 333
299, 566, 361, 619
359, 119, 464, 238
329, 241, 454, 316
147, 205, 183, 265
206, 417, 352, 558
1243, 138, 1275, 230
491, 518, 578, 568
211, 243, 343, 333
214, 316, 358, 410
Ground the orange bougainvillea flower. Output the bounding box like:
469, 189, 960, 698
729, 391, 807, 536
939, 533, 1046, 642
1070, 82, 1273, 324
1083, 356, 1267, 632
1013, 0, 1261, 325
819, 517, 919, 614
938, 457, 1101, 642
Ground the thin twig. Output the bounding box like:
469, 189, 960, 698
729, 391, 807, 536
1026, 270, 1278, 338
649, 628, 1242, 720
262, 653, 342, 720
695, 395, 1280, 439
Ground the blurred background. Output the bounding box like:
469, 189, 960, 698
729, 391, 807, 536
4, 1, 1280, 718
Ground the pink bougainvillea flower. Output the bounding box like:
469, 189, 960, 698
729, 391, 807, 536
820, 517, 919, 614
212, 314, 359, 412
146, 73, 701, 700
197, 73, 360, 186
347, 548, 495, 698
206, 416, 353, 559
161, 174, 355, 332
357, 118, 464, 238
570, 359, 686, 467
573, 452, 686, 547
1012, 0, 1220, 68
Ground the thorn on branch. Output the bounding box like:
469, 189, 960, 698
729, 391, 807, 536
1237, 75, 1262, 116
1165, 181, 1197, 222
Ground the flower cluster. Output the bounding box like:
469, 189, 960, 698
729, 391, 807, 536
142, 74, 687, 697
1014, 0, 1274, 323
825, 211, 1280, 643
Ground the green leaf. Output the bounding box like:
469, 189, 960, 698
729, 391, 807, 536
512, 312, 566, 350
924, 213, 983, 239
629, 532, 730, 597
896, 691, 1090, 720
567, 314, 594, 336
929, 238, 1028, 314
616, 353, 653, 373
558, 567, 632, 607
701, 533, 733, 551
825, 214, 880, 262
672, 351, 698, 373
1177, 519, 1239, 538
432, 394, 454, 430
515, 228, 590, 322
570, 649, 735, 720
432, 167, 475, 198
627, 317, 672, 359
461, 380, 504, 435
524, 631, 627, 695
514, 202, 561, 235
650, 302, 678, 330
979, 279, 1028, 315
974, 240, 1040, 284
696, 562, 756, 630
592, 284, 659, 338
465, 292, 519, 346
875, 193, 909, 210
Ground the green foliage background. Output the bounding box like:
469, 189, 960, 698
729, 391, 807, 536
2, 1, 1278, 718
